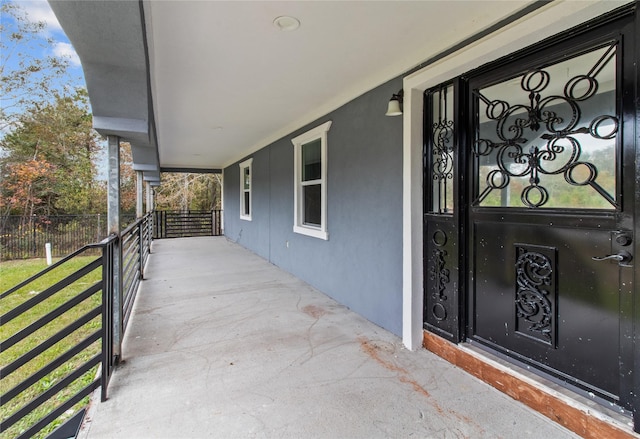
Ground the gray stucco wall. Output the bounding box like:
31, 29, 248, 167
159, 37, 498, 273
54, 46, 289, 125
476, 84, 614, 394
224, 77, 403, 335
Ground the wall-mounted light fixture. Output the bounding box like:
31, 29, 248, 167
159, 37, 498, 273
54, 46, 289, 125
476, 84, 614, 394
385, 89, 403, 116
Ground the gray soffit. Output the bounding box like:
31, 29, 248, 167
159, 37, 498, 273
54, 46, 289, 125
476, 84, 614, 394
48, 0, 160, 182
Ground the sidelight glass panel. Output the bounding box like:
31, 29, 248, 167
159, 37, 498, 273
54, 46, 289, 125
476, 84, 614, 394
428, 84, 455, 214
474, 43, 618, 209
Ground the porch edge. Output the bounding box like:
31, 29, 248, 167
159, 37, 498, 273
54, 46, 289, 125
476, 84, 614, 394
422, 331, 638, 439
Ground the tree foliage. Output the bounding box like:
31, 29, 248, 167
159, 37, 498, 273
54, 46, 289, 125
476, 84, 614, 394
119, 142, 137, 214
1, 1, 72, 131
155, 173, 222, 211
85, 142, 137, 216
1, 2, 217, 218
0, 91, 101, 217
0, 158, 53, 217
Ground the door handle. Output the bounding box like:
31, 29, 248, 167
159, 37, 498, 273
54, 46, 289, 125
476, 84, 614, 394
592, 251, 633, 264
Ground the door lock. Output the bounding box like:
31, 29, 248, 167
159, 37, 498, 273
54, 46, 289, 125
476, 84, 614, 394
592, 250, 633, 264
615, 233, 633, 247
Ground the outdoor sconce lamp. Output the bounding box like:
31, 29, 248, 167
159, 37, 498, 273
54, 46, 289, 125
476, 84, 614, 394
385, 89, 403, 116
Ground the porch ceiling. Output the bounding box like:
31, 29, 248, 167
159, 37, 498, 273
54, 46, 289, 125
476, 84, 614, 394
50, 0, 541, 181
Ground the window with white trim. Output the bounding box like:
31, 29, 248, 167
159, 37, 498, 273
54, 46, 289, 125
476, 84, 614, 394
292, 121, 331, 240
239, 158, 252, 221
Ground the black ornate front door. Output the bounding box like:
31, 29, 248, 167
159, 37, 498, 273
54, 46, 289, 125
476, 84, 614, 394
467, 16, 635, 411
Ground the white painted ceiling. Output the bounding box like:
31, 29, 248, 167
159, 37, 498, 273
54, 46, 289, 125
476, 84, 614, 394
51, 0, 553, 180
144, 1, 535, 170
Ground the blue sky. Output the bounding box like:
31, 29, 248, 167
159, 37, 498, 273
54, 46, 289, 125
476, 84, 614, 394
8, 0, 82, 69
2, 0, 107, 173
2, 0, 87, 116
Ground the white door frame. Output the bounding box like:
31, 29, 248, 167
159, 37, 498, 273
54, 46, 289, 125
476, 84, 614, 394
401, 0, 631, 350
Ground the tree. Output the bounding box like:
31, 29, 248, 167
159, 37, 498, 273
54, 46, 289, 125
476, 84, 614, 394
0, 158, 53, 220
0, 2, 140, 221
89, 142, 140, 215
154, 173, 222, 211
0, 90, 101, 217
119, 142, 137, 214
0, 1, 72, 132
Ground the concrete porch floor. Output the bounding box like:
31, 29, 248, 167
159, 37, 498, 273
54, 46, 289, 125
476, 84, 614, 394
80, 237, 580, 438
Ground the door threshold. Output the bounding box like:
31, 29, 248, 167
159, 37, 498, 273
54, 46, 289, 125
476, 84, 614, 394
422, 331, 638, 438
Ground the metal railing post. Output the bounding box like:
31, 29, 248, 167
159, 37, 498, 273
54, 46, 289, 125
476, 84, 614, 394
101, 237, 114, 401
138, 220, 144, 279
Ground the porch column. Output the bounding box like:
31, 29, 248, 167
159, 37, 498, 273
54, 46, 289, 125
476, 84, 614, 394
136, 171, 143, 218
145, 181, 153, 214
401, 87, 424, 351
107, 135, 123, 361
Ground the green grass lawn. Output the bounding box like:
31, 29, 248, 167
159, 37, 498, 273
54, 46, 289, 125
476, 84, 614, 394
1, 256, 103, 439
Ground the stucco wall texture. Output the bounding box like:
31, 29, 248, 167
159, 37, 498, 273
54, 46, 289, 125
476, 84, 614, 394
224, 77, 403, 335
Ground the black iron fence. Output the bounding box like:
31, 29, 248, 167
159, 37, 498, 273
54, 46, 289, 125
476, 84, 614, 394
154, 210, 222, 238
1, 211, 221, 261
0, 213, 152, 439
0, 214, 136, 261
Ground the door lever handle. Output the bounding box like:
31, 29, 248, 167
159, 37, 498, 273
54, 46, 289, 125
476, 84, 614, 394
592, 251, 633, 264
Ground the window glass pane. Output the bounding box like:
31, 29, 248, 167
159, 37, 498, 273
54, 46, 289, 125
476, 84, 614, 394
302, 139, 321, 182
429, 84, 455, 214
303, 184, 321, 226
243, 191, 250, 215
474, 44, 617, 209
243, 167, 250, 190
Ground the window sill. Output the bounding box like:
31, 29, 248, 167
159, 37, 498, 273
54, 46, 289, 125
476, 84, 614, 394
293, 225, 328, 240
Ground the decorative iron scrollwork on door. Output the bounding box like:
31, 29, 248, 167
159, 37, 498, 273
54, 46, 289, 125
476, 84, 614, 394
429, 84, 455, 214
473, 42, 619, 209
515, 245, 557, 347
429, 230, 450, 321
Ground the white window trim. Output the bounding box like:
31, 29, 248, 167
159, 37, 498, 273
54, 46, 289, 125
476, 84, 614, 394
239, 158, 253, 221
291, 121, 332, 240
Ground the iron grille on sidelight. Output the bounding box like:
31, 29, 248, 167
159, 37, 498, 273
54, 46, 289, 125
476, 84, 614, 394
426, 84, 455, 214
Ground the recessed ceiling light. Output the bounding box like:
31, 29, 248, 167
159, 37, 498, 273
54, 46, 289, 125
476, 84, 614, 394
273, 16, 300, 32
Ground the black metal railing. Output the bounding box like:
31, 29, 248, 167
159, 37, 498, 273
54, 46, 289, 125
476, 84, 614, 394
154, 210, 222, 239
121, 214, 152, 331
0, 239, 113, 439
0, 212, 152, 439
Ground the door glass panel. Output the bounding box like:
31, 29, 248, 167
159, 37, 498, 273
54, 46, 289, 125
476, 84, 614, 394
473, 43, 618, 209
428, 84, 455, 214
